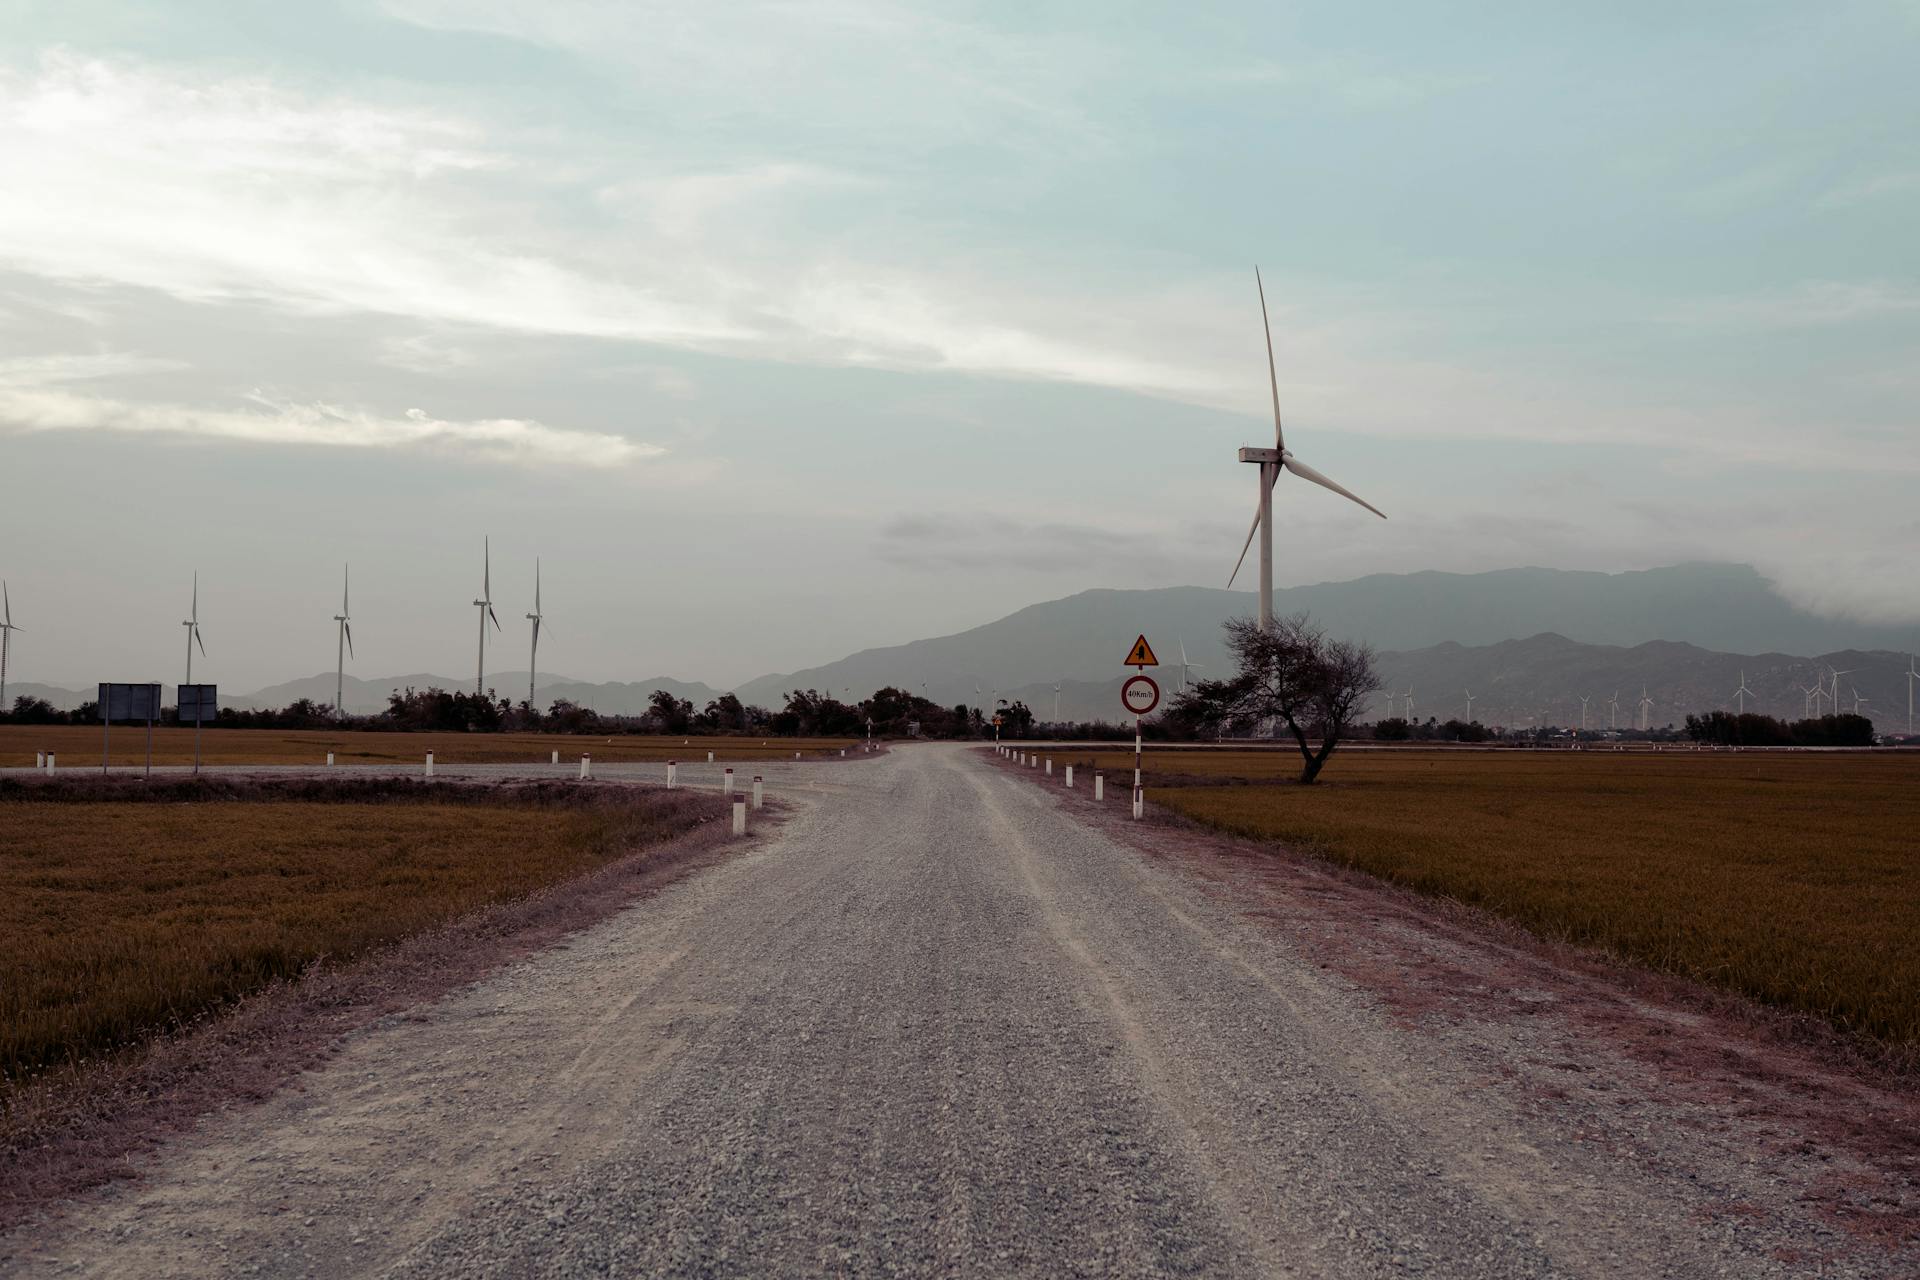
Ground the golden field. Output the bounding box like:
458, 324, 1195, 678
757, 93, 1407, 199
1056, 747, 1920, 1047
0, 778, 717, 1087
0, 725, 859, 770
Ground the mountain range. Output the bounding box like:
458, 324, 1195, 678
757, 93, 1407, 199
10, 564, 1916, 731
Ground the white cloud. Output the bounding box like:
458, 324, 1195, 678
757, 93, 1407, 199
0, 353, 657, 467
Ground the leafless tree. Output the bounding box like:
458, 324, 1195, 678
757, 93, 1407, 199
1166, 613, 1380, 784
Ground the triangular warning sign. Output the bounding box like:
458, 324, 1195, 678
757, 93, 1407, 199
1124, 634, 1159, 668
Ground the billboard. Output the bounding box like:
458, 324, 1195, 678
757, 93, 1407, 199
176, 684, 219, 722
99, 682, 162, 721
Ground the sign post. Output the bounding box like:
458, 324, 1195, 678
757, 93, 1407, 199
100, 683, 163, 778
1121, 636, 1160, 819
177, 684, 217, 775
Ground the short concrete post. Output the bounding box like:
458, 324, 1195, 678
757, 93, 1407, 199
425, 751, 434, 778
46, 753, 55, 773
708, 751, 715, 763
1065, 765, 1074, 788
326, 752, 335, 766
794, 751, 801, 760
752, 775, 763, 809
35, 751, 44, 768
667, 760, 678, 788
1132, 787, 1144, 820
551, 750, 559, 765
1094, 772, 1104, 801
580, 753, 592, 779
1045, 759, 1052, 774
840, 749, 846, 757
723, 767, 734, 795
731, 795, 747, 836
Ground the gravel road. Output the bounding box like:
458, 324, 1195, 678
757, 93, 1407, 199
5, 744, 1909, 1278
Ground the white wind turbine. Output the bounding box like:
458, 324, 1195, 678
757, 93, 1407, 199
333, 565, 354, 720
1851, 689, 1871, 717
1637, 686, 1655, 731
1052, 682, 1062, 722
1403, 684, 1416, 720
1578, 695, 1591, 732
1228, 267, 1386, 628
182, 572, 206, 686
1464, 689, 1475, 722
0, 581, 19, 709
1827, 666, 1854, 719
473, 538, 501, 696
1732, 669, 1755, 714
525, 558, 547, 713
1178, 638, 1205, 692
1907, 656, 1918, 736
1606, 690, 1621, 730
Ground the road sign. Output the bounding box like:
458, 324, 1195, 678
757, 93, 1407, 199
177, 684, 218, 722
100, 682, 162, 721
1123, 635, 1159, 668
1121, 674, 1160, 717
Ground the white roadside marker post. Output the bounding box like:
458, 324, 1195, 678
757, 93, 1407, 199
580, 753, 591, 779
46, 752, 56, 773
1095, 772, 1104, 801
35, 751, 43, 768
732, 795, 747, 836
326, 752, 334, 766
425, 751, 434, 778
724, 767, 734, 796
708, 751, 715, 763
551, 750, 559, 765
1045, 759, 1052, 775
795, 752, 801, 760
667, 760, 677, 788
752, 775, 763, 809
1065, 765, 1074, 788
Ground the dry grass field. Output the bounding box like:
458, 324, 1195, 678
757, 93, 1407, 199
0, 776, 719, 1089
0, 725, 859, 769
1052, 747, 1920, 1048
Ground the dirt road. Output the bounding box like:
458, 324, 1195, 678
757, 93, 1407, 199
6, 745, 1910, 1277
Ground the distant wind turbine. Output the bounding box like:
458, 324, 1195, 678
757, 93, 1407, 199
1227, 267, 1386, 629
182, 572, 206, 687
1732, 669, 1755, 714
1403, 684, 1415, 720
1827, 666, 1854, 719
525, 558, 547, 713
1052, 682, 1061, 722
1606, 690, 1621, 730
1800, 677, 1822, 718
0, 581, 19, 709
1177, 637, 1205, 692
473, 538, 501, 696
1578, 695, 1590, 732
1464, 689, 1475, 722
1637, 686, 1655, 731
333, 565, 353, 719
1907, 656, 1918, 736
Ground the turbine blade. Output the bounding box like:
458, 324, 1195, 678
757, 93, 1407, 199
535, 558, 541, 612
488, 604, 501, 631
1227, 500, 1263, 587
3, 580, 9, 626
1255, 266, 1285, 453
194, 628, 206, 658
343, 563, 350, 614
1283, 454, 1387, 519
345, 621, 354, 658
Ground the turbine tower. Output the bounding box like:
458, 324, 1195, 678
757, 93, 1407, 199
1052, 682, 1061, 722
1607, 690, 1621, 730
1637, 686, 1654, 731
0, 581, 19, 708
182, 572, 206, 686
473, 538, 501, 696
525, 558, 546, 713
1404, 684, 1416, 721
1464, 689, 1475, 722
1228, 267, 1385, 628
333, 565, 354, 720
1578, 694, 1590, 732
1732, 669, 1755, 714
1907, 655, 1918, 736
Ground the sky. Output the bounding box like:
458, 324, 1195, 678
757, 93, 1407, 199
1, 0, 1916, 691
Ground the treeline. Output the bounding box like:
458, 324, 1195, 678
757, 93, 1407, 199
1684, 711, 1876, 747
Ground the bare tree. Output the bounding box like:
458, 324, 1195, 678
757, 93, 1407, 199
1166, 614, 1380, 784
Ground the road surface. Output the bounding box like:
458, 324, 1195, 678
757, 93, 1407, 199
6, 744, 1907, 1277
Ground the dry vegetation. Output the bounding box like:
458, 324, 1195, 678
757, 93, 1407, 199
0, 776, 720, 1091
0, 725, 858, 769
1057, 747, 1920, 1049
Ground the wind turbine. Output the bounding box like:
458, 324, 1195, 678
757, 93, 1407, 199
1851, 689, 1871, 717
1404, 684, 1416, 720
1228, 267, 1386, 629
524, 558, 546, 713
1907, 656, 1918, 736
473, 538, 501, 696
1606, 690, 1621, 730
1052, 682, 1061, 722
1177, 637, 1205, 692
1637, 686, 1654, 731
182, 572, 206, 686
1464, 689, 1475, 722
1732, 669, 1755, 714
0, 581, 19, 709
1578, 695, 1591, 732
333, 565, 353, 719
1827, 666, 1854, 719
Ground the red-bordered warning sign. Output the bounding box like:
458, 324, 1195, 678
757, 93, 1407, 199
1121, 674, 1160, 717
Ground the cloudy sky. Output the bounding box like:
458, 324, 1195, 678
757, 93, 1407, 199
2, 1, 1916, 690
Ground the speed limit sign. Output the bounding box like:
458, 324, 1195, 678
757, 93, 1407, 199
1121, 674, 1160, 717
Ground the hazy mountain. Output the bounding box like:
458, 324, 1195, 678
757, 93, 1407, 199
732, 563, 1917, 714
